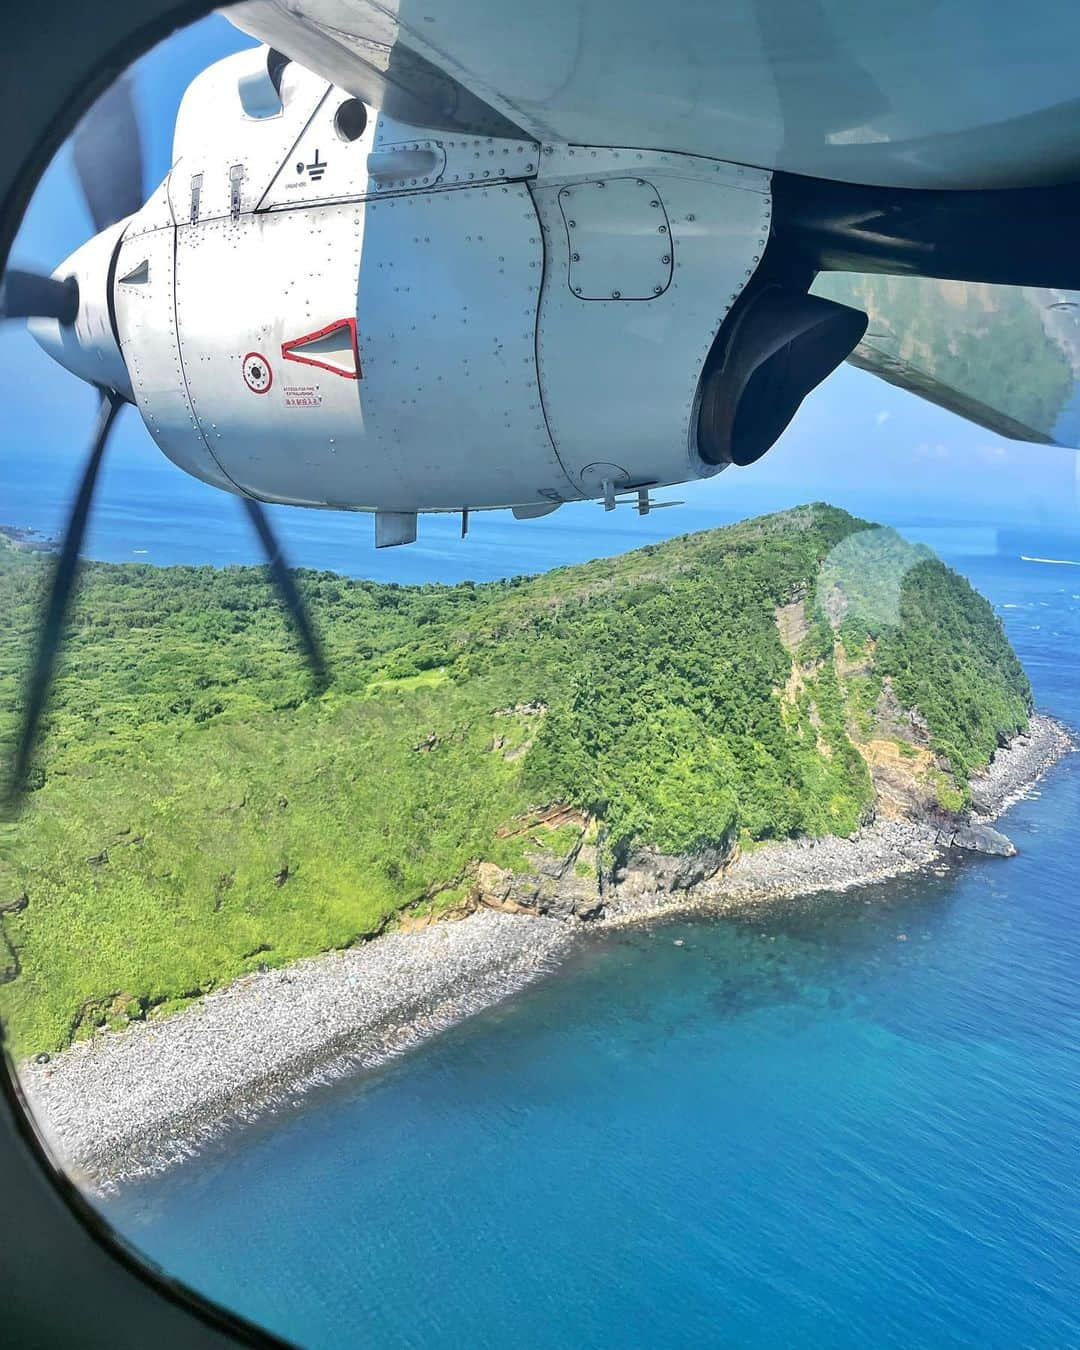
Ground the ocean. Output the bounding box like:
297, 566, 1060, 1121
7, 452, 1080, 1348
7, 421, 1077, 588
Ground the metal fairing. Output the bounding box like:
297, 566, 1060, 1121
393, 119, 537, 192
89, 52, 794, 521
258, 95, 537, 209
130, 75, 777, 516
113, 222, 238, 494
167, 50, 331, 225
171, 178, 574, 511
49, 47, 789, 520
531, 150, 771, 495
258, 87, 378, 208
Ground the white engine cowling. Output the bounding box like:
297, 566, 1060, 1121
92, 50, 861, 541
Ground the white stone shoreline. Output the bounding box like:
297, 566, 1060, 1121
19, 713, 1073, 1192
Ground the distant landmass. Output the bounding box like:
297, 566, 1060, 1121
0, 504, 1035, 1057
0, 523, 57, 554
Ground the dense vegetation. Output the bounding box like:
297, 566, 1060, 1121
0, 505, 1031, 1054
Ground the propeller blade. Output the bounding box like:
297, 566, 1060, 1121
72, 76, 145, 233
0, 269, 78, 323
3, 393, 122, 814
241, 497, 328, 689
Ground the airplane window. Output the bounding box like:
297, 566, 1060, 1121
2, 7, 1080, 1349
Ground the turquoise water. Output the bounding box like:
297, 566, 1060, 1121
90, 545, 1080, 1348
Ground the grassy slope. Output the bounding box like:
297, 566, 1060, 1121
0, 505, 1031, 1054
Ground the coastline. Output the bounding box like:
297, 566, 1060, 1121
19, 712, 1073, 1192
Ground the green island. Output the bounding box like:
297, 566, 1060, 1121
0, 504, 1031, 1056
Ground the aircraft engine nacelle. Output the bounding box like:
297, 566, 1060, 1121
56, 49, 865, 543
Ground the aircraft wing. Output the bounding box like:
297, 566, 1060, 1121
228, 0, 1080, 191
227, 0, 1080, 450
813, 275, 1080, 448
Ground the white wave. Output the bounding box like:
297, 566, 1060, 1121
1020, 554, 1080, 566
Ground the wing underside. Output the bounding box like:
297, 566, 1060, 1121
229, 0, 1080, 190
226, 0, 1080, 451
813, 274, 1080, 449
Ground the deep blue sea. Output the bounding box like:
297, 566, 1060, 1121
7, 448, 1080, 1348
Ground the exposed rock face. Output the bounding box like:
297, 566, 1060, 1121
859, 739, 940, 821
574, 893, 606, 922
936, 824, 1017, 857
475, 857, 601, 922
494, 700, 548, 717
475, 836, 735, 925
849, 671, 962, 822
476, 806, 604, 920
872, 678, 931, 747
610, 844, 733, 900
470, 714, 1072, 927
774, 595, 809, 653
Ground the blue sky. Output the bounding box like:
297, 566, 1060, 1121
2, 12, 1079, 581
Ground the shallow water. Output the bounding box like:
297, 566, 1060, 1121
89, 544, 1080, 1348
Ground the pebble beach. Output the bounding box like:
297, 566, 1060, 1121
19, 712, 1072, 1190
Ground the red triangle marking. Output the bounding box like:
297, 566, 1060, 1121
281, 317, 362, 380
